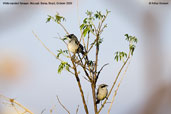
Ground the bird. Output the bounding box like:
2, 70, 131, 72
66, 34, 89, 62
96, 84, 108, 104
66, 34, 85, 54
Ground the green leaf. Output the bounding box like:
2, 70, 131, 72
125, 34, 129, 41
57, 49, 68, 58
114, 55, 118, 62
58, 62, 65, 74
83, 28, 89, 37
80, 24, 85, 30
57, 62, 70, 74
57, 49, 62, 58
86, 10, 93, 17
83, 18, 87, 24
46, 16, 51, 23
65, 63, 70, 71
54, 13, 66, 23
114, 51, 127, 62
106, 9, 111, 14
130, 45, 136, 55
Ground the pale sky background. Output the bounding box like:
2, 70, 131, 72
0, 0, 171, 114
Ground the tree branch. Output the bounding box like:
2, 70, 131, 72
56, 96, 70, 114
0, 94, 34, 114
58, 22, 69, 35
95, 63, 109, 83
76, 105, 80, 114
107, 59, 131, 114
71, 58, 89, 114
97, 52, 131, 114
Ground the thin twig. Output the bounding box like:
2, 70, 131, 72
41, 108, 46, 114
86, 93, 89, 105
87, 33, 90, 50
71, 59, 89, 114
13, 104, 21, 114
32, 31, 65, 62
32, 31, 57, 57
76, 105, 80, 114
33, 31, 75, 75
0, 94, 34, 114
59, 23, 69, 35
97, 51, 131, 114
50, 109, 52, 114
107, 59, 131, 114
95, 63, 109, 83
56, 96, 70, 114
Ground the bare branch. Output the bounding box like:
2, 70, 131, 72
71, 58, 89, 114
97, 51, 131, 114
0, 94, 34, 114
95, 63, 109, 83
41, 109, 46, 114
32, 31, 63, 61
56, 96, 70, 114
76, 105, 80, 114
33, 31, 76, 75
50, 109, 52, 114
58, 22, 69, 35
13, 104, 21, 114
107, 59, 131, 114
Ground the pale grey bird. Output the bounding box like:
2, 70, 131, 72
67, 34, 88, 61
96, 84, 108, 104
67, 34, 85, 54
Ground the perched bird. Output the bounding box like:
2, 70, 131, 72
67, 34, 85, 54
67, 34, 89, 62
96, 84, 108, 104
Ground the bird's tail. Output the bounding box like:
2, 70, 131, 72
81, 51, 89, 63
96, 99, 100, 104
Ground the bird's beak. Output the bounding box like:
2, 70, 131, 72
66, 35, 71, 41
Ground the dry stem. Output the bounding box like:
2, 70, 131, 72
97, 52, 131, 114
107, 59, 131, 114
0, 94, 34, 114
71, 59, 89, 114
56, 96, 70, 114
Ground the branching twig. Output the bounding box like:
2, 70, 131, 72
32, 31, 57, 57
32, 31, 76, 75
95, 63, 109, 83
13, 104, 21, 114
107, 59, 131, 114
76, 105, 80, 114
32, 31, 64, 61
0, 94, 34, 114
97, 51, 131, 114
71, 59, 89, 114
41, 109, 46, 114
58, 23, 69, 35
56, 96, 70, 114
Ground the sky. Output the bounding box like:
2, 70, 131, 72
0, 0, 171, 114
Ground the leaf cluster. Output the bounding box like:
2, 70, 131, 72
125, 34, 138, 55
46, 13, 66, 23
114, 51, 127, 62
57, 49, 68, 58
80, 10, 110, 37
114, 34, 138, 62
58, 62, 70, 74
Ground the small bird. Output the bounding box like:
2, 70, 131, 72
67, 34, 89, 62
67, 34, 85, 54
96, 84, 108, 104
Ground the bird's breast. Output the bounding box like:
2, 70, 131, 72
97, 88, 108, 100
67, 41, 79, 53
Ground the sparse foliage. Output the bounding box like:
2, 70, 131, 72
1, 9, 138, 114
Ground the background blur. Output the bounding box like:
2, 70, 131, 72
0, 0, 171, 114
